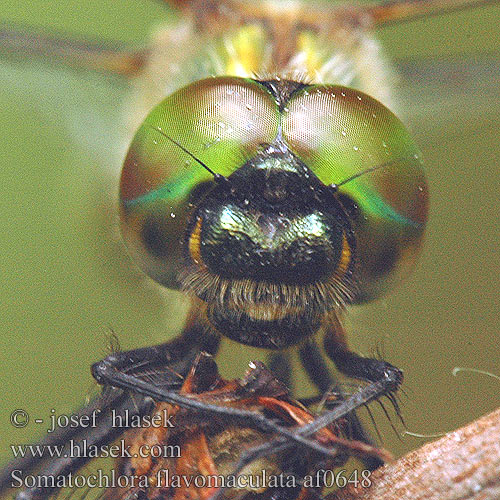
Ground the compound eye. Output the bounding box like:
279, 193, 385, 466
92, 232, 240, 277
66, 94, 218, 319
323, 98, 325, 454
282, 86, 428, 299
282, 85, 427, 227
119, 77, 279, 288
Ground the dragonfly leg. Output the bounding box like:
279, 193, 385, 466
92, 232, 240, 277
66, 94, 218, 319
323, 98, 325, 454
92, 324, 220, 379
299, 340, 385, 470
320, 318, 403, 404
91, 353, 354, 459
299, 340, 334, 394
321, 324, 404, 445
210, 367, 397, 500
323, 334, 403, 395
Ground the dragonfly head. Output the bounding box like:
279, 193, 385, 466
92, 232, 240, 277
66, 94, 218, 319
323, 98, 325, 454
119, 76, 427, 348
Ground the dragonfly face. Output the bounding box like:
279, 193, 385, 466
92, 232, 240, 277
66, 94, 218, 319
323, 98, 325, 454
0, 0, 499, 479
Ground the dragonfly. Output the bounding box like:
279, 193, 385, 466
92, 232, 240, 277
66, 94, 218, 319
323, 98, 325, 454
0, 0, 499, 497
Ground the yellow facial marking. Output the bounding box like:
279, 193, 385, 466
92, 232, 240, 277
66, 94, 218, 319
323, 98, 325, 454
189, 216, 203, 266
335, 231, 352, 279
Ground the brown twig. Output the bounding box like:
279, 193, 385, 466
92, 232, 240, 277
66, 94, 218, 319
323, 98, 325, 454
328, 407, 500, 500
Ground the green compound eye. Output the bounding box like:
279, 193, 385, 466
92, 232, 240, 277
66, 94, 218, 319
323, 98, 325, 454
282, 85, 428, 300
120, 77, 279, 288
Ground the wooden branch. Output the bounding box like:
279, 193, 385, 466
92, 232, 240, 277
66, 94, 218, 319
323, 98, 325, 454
327, 407, 500, 500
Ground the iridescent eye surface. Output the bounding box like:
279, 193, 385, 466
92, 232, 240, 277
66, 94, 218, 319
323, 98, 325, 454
120, 77, 279, 287
282, 85, 428, 300
120, 77, 427, 302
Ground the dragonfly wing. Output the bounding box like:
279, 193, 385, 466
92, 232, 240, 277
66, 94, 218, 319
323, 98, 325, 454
369, 0, 500, 26
394, 54, 500, 144
0, 23, 146, 76
0, 58, 131, 168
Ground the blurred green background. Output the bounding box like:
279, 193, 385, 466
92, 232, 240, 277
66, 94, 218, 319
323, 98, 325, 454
0, 0, 499, 493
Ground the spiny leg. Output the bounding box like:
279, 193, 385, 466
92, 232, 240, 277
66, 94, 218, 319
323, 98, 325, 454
90, 313, 353, 460
95, 323, 219, 378
323, 332, 402, 396
92, 353, 352, 460
298, 339, 385, 470
322, 321, 404, 438
210, 371, 397, 500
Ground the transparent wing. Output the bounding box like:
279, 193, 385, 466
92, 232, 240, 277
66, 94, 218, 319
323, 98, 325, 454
0, 23, 145, 76
368, 0, 500, 26
395, 53, 500, 144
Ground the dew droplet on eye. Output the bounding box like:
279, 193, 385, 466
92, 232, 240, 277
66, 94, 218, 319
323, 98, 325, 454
153, 140, 158, 145
245, 103, 252, 110
341, 130, 347, 137
341, 91, 346, 97
170, 213, 176, 218
353, 146, 359, 151
203, 138, 220, 149
382, 141, 387, 148
357, 95, 362, 101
